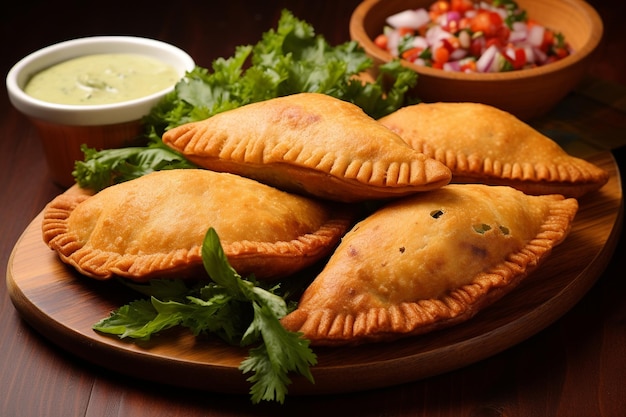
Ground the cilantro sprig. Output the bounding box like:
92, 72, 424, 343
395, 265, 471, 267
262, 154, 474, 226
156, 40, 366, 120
93, 228, 316, 404
144, 9, 416, 134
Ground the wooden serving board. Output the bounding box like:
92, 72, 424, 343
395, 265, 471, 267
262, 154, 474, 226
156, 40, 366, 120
6, 152, 623, 396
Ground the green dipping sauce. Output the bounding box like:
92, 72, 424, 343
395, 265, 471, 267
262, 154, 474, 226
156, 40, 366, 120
24, 53, 179, 105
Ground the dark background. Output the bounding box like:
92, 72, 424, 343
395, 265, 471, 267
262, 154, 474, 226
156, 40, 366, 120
2, 0, 625, 87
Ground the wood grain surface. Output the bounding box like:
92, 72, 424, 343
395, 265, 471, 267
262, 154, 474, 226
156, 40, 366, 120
7, 152, 622, 396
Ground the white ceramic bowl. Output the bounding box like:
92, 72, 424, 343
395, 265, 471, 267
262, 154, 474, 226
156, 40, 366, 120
7, 36, 195, 125
6, 36, 195, 187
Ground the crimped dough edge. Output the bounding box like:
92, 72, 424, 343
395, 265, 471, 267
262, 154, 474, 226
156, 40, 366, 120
42, 188, 354, 282
280, 195, 578, 346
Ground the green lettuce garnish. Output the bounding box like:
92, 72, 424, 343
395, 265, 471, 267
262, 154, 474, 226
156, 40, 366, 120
73, 9, 417, 191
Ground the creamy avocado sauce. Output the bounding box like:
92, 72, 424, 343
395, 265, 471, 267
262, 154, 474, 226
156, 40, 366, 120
24, 53, 179, 105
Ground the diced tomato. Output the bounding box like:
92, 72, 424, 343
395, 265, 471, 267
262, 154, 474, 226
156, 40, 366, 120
460, 60, 477, 72
469, 37, 485, 57
470, 10, 504, 38
401, 47, 423, 62
513, 48, 527, 69
429, 0, 450, 19
504, 47, 527, 70
451, 0, 473, 13
445, 19, 459, 34
433, 46, 450, 64
494, 25, 510, 45
441, 37, 459, 52
374, 34, 388, 50
485, 37, 501, 50
375, 0, 571, 73
458, 17, 472, 31
541, 29, 555, 53
554, 47, 569, 59
430, 0, 450, 14
545, 56, 559, 64
397, 27, 415, 37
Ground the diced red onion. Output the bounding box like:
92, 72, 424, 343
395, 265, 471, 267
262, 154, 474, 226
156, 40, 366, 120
386, 30, 401, 56
492, 52, 507, 72
411, 36, 429, 50
432, 39, 445, 55
476, 44, 498, 72
523, 45, 535, 63
504, 47, 516, 61
379, 1, 569, 73
508, 23, 528, 43
386, 8, 430, 29
471, 36, 486, 55
443, 60, 461, 72
512, 21, 527, 32
493, 8, 507, 20
426, 25, 453, 45
509, 31, 526, 43
460, 57, 477, 72
444, 11, 461, 25
533, 46, 547, 64
450, 48, 467, 61
527, 24, 545, 47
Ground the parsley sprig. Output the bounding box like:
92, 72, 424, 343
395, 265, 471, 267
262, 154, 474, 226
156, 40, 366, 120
93, 228, 316, 404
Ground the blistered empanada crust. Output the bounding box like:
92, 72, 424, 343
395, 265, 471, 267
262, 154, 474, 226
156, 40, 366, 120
162, 93, 451, 202
281, 184, 578, 346
378, 102, 609, 198
42, 169, 354, 281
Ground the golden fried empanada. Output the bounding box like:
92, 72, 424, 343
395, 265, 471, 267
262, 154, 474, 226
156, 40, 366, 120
378, 102, 609, 198
42, 169, 354, 281
281, 184, 578, 346
162, 93, 451, 202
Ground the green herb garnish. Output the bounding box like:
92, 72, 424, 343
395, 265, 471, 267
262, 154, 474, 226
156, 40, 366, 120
73, 9, 417, 191
493, 0, 528, 28
93, 228, 316, 404
73, 138, 196, 191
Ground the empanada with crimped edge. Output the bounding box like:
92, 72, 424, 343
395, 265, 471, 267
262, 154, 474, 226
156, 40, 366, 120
162, 93, 451, 202
42, 169, 355, 281
280, 184, 578, 346
378, 102, 608, 198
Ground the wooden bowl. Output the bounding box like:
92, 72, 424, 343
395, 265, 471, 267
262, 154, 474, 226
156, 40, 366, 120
350, 0, 603, 120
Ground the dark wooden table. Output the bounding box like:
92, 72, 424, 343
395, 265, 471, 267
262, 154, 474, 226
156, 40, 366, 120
2, 1, 625, 416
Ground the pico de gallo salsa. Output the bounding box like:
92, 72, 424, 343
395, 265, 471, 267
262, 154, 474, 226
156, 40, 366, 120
374, 0, 572, 73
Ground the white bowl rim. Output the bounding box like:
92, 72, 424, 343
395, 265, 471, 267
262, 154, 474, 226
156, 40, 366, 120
6, 36, 195, 126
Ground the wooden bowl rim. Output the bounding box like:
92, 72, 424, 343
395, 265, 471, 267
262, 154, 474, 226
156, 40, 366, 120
349, 0, 604, 82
